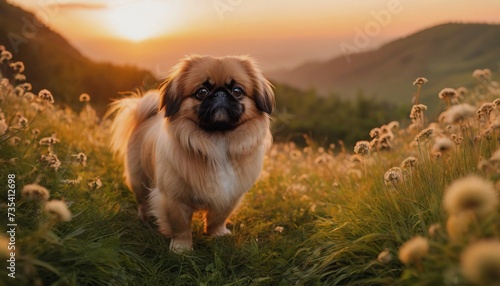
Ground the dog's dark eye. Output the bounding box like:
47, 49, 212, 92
232, 87, 244, 98
196, 88, 209, 99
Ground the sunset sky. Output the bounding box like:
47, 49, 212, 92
8, 0, 500, 75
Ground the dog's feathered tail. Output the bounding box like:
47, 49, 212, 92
106, 90, 160, 162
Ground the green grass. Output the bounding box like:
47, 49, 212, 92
1, 48, 500, 285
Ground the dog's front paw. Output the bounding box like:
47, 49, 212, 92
169, 238, 193, 253
208, 225, 232, 237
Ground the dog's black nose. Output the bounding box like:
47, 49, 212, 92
214, 90, 226, 98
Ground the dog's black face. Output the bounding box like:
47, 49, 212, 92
194, 80, 245, 131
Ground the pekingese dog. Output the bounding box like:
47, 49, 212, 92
107, 55, 274, 252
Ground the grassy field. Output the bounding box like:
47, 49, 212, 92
1, 47, 500, 285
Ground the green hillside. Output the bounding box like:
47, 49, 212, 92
268, 23, 500, 113
0, 0, 156, 114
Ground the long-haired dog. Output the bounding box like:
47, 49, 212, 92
107, 55, 274, 252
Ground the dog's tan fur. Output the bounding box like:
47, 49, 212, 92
108, 55, 274, 252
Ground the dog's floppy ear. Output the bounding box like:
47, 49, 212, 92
159, 73, 182, 117
159, 56, 201, 117
254, 75, 275, 114
238, 56, 275, 114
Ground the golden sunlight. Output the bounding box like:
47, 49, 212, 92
105, 1, 176, 42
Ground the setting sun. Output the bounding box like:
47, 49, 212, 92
105, 1, 178, 42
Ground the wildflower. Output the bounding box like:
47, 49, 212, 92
354, 140, 370, 155
401, 156, 417, 169
38, 89, 54, 104
79, 93, 91, 102
398, 236, 429, 265
21, 184, 50, 201
72, 152, 87, 167
314, 154, 333, 165
415, 128, 433, 142
388, 121, 400, 132
450, 134, 463, 145
31, 128, 41, 137
318, 147, 325, 154
490, 149, 500, 162
409, 104, 427, 121
432, 137, 454, 154
18, 115, 28, 127
444, 104, 475, 124
477, 103, 494, 120
88, 178, 102, 190
44, 200, 72, 222
0, 120, 7, 135
461, 240, 500, 286
377, 248, 392, 264
0, 50, 12, 61
350, 154, 363, 164
24, 92, 35, 101
14, 86, 24, 97
428, 223, 441, 237
413, 77, 428, 86
378, 133, 393, 150
369, 127, 381, 138
20, 82, 32, 91
384, 167, 403, 186
39, 136, 59, 146
61, 175, 83, 185
274, 226, 284, 233
10, 61, 24, 73
456, 87, 468, 97
493, 98, 500, 109
443, 175, 497, 217
9, 136, 21, 146
438, 88, 457, 105
41, 151, 62, 171
14, 74, 26, 82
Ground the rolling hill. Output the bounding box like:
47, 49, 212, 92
268, 23, 500, 112
0, 0, 156, 114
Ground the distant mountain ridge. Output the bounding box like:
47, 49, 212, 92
0, 0, 156, 114
268, 23, 500, 112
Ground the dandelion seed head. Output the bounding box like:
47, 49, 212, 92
354, 140, 370, 155
432, 137, 454, 154
443, 175, 498, 216
10, 61, 25, 73
39, 137, 59, 146
9, 136, 21, 146
438, 88, 457, 101
369, 128, 381, 138
398, 236, 429, 265
377, 248, 392, 264
275, 226, 284, 233
18, 115, 28, 127
38, 89, 54, 104
21, 184, 50, 201
461, 240, 500, 286
401, 156, 417, 169
24, 91, 35, 101
384, 167, 403, 186
388, 121, 400, 132
72, 152, 87, 166
444, 104, 476, 124
413, 77, 428, 86
415, 128, 433, 142
89, 178, 102, 190
79, 93, 91, 102
409, 104, 427, 124
0, 50, 12, 61
44, 200, 72, 222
